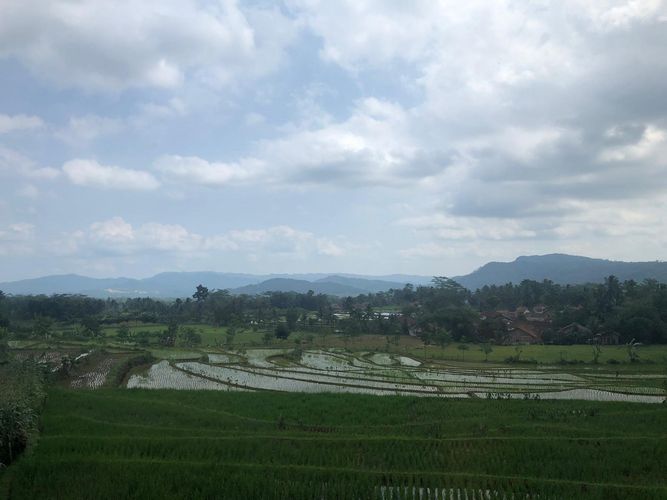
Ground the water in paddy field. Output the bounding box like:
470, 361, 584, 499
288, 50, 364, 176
126, 349, 667, 403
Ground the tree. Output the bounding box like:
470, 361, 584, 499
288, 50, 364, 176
193, 284, 209, 302
180, 327, 202, 347
192, 284, 210, 322
81, 316, 101, 338
0, 327, 9, 363
116, 323, 131, 343
480, 343, 493, 362
158, 331, 176, 347
285, 308, 299, 332
159, 321, 179, 347
33, 316, 53, 340
626, 338, 640, 362
457, 343, 469, 361
592, 343, 602, 364
433, 329, 452, 348
225, 325, 236, 347
275, 323, 290, 340
262, 330, 273, 345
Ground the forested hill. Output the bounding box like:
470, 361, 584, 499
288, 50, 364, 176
0, 272, 430, 298
455, 254, 667, 290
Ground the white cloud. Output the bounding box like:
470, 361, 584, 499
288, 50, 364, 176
60, 217, 348, 260
138, 98, 187, 120
397, 198, 667, 268
62, 159, 160, 191
0, 222, 35, 256
155, 155, 256, 187
156, 97, 440, 189
56, 115, 123, 145
599, 124, 667, 163
0, 113, 43, 134
0, 0, 296, 92
0, 146, 60, 180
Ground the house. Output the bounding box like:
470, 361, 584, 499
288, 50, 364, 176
503, 323, 541, 345
524, 305, 552, 323
555, 322, 593, 343
592, 331, 620, 345
533, 305, 547, 315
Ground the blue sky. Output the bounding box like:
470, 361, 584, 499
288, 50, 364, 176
1, 0, 667, 281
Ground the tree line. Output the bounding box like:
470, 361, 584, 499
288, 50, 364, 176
1, 275, 666, 344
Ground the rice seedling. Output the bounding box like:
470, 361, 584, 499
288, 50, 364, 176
3, 389, 666, 499
120, 348, 667, 404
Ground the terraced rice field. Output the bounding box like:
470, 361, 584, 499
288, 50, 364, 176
3, 389, 666, 499
70, 357, 117, 389
127, 349, 667, 403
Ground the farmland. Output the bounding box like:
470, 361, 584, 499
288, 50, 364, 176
125, 348, 667, 403
3, 388, 667, 499
2, 345, 667, 499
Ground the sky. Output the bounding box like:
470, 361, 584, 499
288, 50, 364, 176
1, 0, 667, 281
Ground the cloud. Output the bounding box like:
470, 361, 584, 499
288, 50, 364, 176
0, 222, 35, 256
397, 198, 667, 267
0, 0, 296, 92
155, 155, 256, 187
62, 159, 160, 190
60, 217, 349, 260
0, 113, 43, 134
157, 97, 452, 189
56, 115, 123, 145
0, 146, 60, 180
284, 1, 667, 212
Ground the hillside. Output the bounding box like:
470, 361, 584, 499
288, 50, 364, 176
0, 272, 426, 298
231, 278, 368, 296
455, 254, 667, 290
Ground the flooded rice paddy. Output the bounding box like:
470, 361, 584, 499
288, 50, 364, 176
127, 348, 667, 403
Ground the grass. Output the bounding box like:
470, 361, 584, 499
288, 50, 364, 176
18, 322, 667, 368
2, 389, 666, 499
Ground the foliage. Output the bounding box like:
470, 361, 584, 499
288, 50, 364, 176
0, 361, 45, 468
3, 389, 667, 499
480, 342, 493, 361
1, 277, 667, 346
274, 323, 290, 340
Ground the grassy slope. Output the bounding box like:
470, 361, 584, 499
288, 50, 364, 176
3, 389, 667, 499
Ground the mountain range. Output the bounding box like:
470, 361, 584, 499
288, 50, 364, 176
1, 254, 666, 297
453, 254, 667, 290
0, 272, 432, 298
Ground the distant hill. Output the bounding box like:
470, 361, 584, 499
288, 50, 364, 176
314, 275, 408, 293
7, 255, 664, 297
0, 272, 429, 298
454, 254, 667, 290
0, 274, 140, 296
232, 278, 368, 296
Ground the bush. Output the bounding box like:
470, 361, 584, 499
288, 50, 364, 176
275, 323, 290, 340
0, 360, 45, 467
111, 353, 156, 387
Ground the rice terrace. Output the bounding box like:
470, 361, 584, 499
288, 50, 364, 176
2, 337, 667, 499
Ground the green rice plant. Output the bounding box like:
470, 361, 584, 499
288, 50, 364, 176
3, 389, 666, 499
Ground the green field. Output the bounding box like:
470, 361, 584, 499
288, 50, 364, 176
3, 389, 666, 499
26, 322, 667, 368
